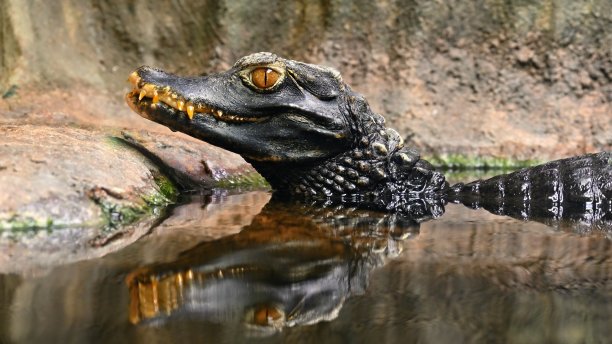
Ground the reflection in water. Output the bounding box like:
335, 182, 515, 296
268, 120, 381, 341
126, 192, 611, 334
0, 190, 610, 343
127, 197, 419, 331
454, 196, 612, 237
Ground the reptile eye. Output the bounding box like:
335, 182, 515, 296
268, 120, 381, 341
251, 68, 280, 89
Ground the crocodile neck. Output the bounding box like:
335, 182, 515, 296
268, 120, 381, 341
249, 102, 447, 200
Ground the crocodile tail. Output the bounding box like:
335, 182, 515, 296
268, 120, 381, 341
445, 152, 612, 230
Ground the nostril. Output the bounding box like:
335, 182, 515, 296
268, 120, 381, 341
137, 65, 156, 73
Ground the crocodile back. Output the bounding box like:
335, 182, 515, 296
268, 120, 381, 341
448, 152, 612, 230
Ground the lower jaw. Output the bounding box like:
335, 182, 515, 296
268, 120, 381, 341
125, 94, 148, 120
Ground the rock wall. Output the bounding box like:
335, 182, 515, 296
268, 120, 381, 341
1, 0, 610, 159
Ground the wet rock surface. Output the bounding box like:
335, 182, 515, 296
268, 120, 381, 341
0, 125, 168, 229
0, 124, 171, 270
0, 124, 260, 271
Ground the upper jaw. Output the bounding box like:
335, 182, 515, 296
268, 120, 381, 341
126, 67, 267, 123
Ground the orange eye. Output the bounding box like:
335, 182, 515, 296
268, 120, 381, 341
251, 68, 280, 89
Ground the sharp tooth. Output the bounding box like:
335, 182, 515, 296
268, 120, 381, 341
186, 104, 195, 119
171, 93, 178, 99
151, 103, 157, 109
163, 86, 171, 93
177, 100, 185, 111
138, 90, 146, 101
217, 110, 223, 116
152, 90, 159, 103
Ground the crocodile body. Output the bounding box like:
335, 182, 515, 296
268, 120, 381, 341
126, 52, 612, 225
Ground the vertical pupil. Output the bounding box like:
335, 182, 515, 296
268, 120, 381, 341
251, 67, 279, 89
264, 69, 269, 87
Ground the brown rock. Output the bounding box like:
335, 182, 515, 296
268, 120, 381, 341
0, 124, 174, 268
0, 122, 265, 271
120, 130, 261, 189
515, 46, 535, 64
0, 125, 169, 228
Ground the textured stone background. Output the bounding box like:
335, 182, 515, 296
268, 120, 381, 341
1, 0, 611, 159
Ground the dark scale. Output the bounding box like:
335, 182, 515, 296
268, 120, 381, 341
249, 111, 447, 216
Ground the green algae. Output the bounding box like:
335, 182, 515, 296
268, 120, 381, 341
97, 201, 144, 229
98, 172, 178, 230
93, 136, 179, 229
0, 215, 53, 232
97, 197, 156, 230
443, 169, 517, 184
105, 135, 129, 149
213, 172, 270, 190
150, 172, 178, 204
425, 154, 541, 170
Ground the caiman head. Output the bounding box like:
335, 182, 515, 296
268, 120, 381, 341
127, 52, 445, 199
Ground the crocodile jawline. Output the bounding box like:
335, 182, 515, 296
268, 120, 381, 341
126, 72, 267, 123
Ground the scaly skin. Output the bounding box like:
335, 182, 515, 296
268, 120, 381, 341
125, 52, 612, 227
448, 152, 612, 232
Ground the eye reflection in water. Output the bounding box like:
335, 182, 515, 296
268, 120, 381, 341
126, 194, 420, 332
126, 189, 611, 334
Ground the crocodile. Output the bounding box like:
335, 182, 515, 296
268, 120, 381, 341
126, 52, 612, 225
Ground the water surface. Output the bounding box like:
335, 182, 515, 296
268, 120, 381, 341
0, 189, 610, 343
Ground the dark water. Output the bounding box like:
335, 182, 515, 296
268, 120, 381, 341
0, 189, 611, 344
